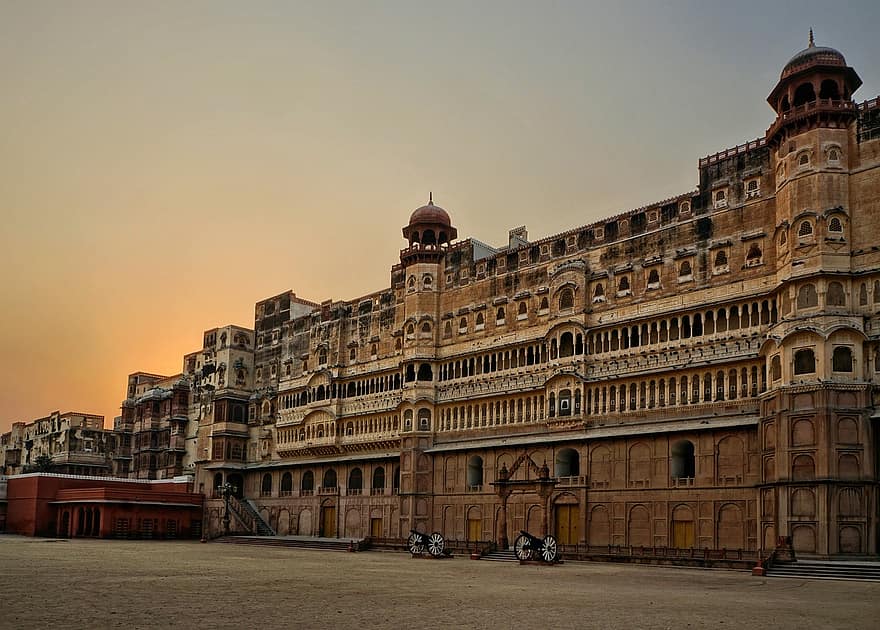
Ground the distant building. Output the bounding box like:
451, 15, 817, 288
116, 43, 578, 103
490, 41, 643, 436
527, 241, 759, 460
0, 411, 120, 477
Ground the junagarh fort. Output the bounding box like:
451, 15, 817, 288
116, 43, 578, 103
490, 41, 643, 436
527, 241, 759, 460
2, 35, 880, 561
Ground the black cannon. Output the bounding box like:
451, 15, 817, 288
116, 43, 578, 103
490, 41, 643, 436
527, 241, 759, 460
513, 530, 559, 563
407, 529, 446, 557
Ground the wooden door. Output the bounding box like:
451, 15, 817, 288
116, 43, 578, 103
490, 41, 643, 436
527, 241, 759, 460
370, 517, 382, 538
672, 520, 695, 548
555, 505, 580, 545
321, 506, 336, 538
468, 518, 482, 542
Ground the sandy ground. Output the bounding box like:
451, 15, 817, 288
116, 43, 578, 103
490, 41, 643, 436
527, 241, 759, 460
0, 537, 878, 630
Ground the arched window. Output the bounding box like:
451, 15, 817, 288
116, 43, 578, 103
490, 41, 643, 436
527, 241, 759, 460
819, 79, 840, 100
539, 297, 549, 311
794, 348, 816, 375
828, 217, 843, 233
746, 179, 759, 197
421, 322, 431, 335
559, 288, 575, 310
518, 302, 527, 317
827, 281, 846, 306
496, 307, 506, 323
422, 274, 433, 289
746, 244, 762, 263
714, 250, 728, 268
714, 189, 726, 207
281, 472, 292, 495
322, 469, 337, 489
467, 456, 484, 489
671, 440, 695, 480
555, 448, 579, 477
407, 275, 415, 291
459, 317, 468, 333
798, 220, 813, 237
418, 408, 431, 431
558, 388, 572, 416
618, 276, 630, 291
559, 332, 574, 357
860, 283, 868, 306
679, 261, 692, 277
372, 467, 385, 493
348, 468, 363, 493
827, 148, 841, 162
417, 363, 433, 381
793, 82, 816, 107
406, 323, 415, 336
797, 284, 818, 308
647, 269, 660, 286
798, 153, 810, 167
770, 355, 782, 381
832, 347, 853, 372
261, 473, 272, 497
680, 200, 691, 213
593, 284, 604, 299
443, 322, 452, 338
476, 313, 485, 328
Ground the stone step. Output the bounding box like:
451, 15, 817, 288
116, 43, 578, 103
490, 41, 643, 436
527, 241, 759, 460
480, 550, 519, 562
767, 561, 880, 582
215, 536, 359, 551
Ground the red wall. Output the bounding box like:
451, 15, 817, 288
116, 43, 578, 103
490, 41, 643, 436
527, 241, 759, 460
6, 474, 202, 538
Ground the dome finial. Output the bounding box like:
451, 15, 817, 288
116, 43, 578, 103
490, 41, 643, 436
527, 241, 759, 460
429, 191, 433, 205
809, 28, 814, 48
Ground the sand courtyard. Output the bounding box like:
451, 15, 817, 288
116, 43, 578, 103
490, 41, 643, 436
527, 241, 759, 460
0, 536, 877, 629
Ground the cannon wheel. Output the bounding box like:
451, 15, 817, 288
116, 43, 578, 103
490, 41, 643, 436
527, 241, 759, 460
427, 532, 446, 557
514, 534, 533, 561
540, 535, 559, 563
407, 532, 425, 555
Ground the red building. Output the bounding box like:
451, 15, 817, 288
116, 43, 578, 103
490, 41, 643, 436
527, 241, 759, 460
4, 473, 203, 539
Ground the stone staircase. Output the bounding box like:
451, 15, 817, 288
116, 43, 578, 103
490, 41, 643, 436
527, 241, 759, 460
214, 535, 362, 552
240, 499, 276, 536
480, 548, 519, 563
767, 560, 880, 582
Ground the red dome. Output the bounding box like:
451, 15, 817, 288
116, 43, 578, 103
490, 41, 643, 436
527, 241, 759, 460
409, 201, 451, 227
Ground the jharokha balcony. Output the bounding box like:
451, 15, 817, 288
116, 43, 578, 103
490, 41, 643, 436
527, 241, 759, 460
766, 98, 857, 141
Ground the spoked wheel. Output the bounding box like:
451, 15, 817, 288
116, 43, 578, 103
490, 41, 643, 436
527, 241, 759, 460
540, 535, 559, 563
427, 532, 446, 557
407, 532, 425, 555
514, 534, 533, 561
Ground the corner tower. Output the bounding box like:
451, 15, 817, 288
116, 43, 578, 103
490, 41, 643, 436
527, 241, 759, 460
760, 35, 876, 556
396, 197, 457, 535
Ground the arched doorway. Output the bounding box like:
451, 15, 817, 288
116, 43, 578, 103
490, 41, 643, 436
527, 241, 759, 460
553, 494, 580, 545
671, 504, 695, 548
320, 500, 337, 538
227, 473, 244, 499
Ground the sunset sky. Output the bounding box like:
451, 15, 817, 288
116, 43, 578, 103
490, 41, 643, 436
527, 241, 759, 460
2, 1, 879, 433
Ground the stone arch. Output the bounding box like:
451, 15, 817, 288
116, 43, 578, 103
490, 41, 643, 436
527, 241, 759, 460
792, 454, 815, 481
344, 508, 362, 538
717, 436, 745, 480
838, 487, 862, 516
628, 443, 651, 484
791, 419, 815, 446
589, 446, 611, 485
628, 505, 651, 546
837, 417, 859, 444
763, 456, 775, 481
839, 526, 861, 554
791, 488, 816, 517
839, 453, 860, 480
277, 509, 290, 536
555, 447, 580, 477
717, 504, 744, 549
526, 505, 543, 535
588, 505, 610, 546
791, 525, 816, 553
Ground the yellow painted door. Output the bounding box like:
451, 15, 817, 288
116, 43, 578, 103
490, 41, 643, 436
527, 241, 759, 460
468, 519, 482, 542
672, 521, 695, 548
555, 505, 580, 545
321, 507, 336, 538
370, 517, 382, 538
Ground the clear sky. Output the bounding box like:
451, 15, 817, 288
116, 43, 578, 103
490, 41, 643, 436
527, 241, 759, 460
2, 0, 879, 432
